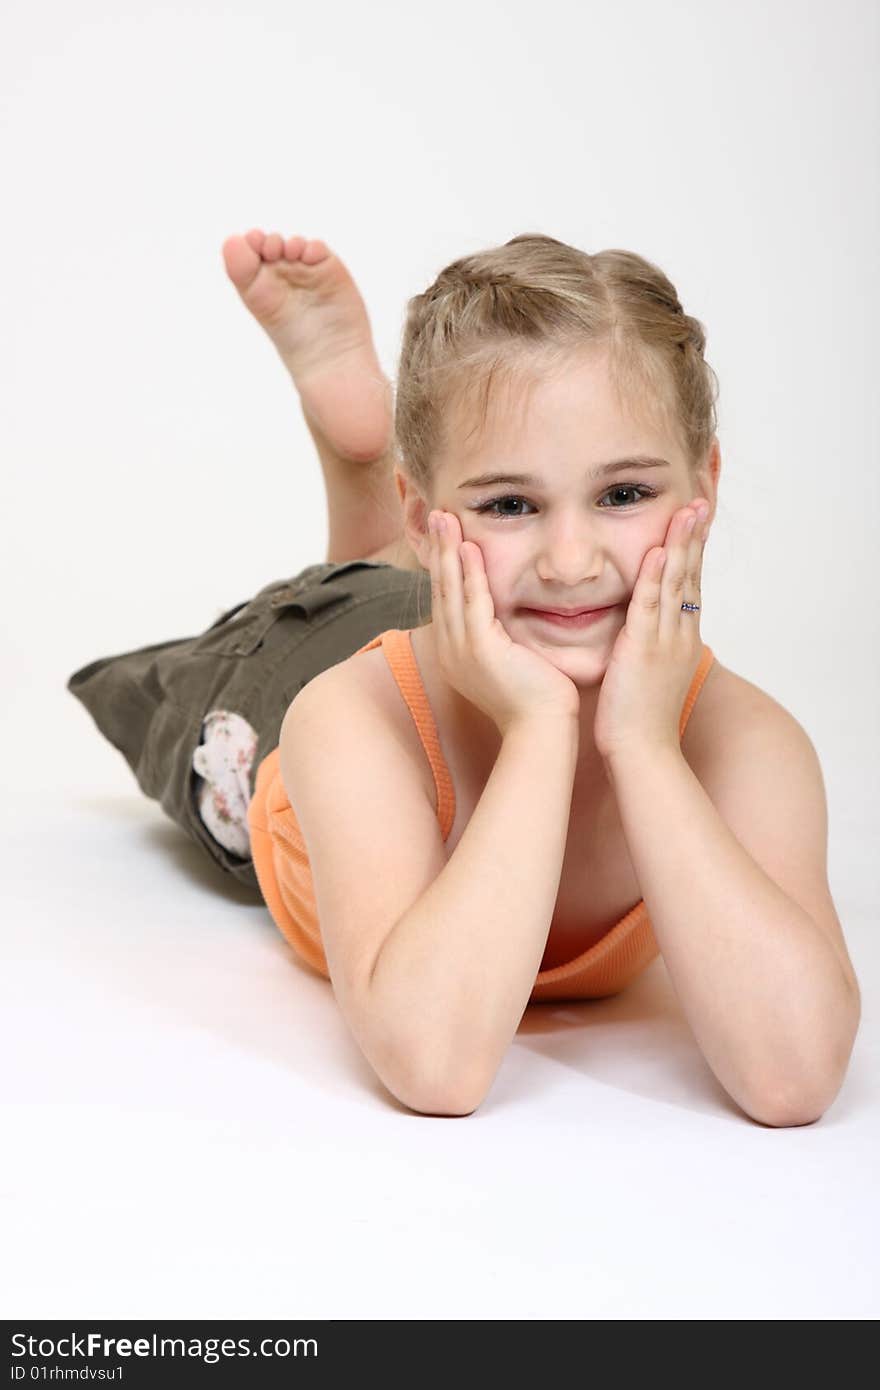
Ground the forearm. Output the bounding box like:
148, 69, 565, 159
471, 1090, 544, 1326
370, 715, 580, 1104
605, 746, 858, 1122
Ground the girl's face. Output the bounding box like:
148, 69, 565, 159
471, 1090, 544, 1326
433, 349, 714, 688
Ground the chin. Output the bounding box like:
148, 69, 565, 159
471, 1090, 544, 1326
543, 646, 610, 685
513, 623, 615, 681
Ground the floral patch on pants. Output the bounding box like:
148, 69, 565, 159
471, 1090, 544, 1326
191, 710, 258, 859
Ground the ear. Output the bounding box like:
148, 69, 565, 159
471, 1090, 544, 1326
395, 469, 433, 567
695, 437, 721, 520
707, 436, 721, 490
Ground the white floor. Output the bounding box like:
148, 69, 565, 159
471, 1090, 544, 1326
3, 715, 878, 1321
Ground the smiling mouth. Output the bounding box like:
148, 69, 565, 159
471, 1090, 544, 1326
519, 605, 619, 629
523, 605, 615, 617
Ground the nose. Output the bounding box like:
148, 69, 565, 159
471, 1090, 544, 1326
534, 521, 602, 586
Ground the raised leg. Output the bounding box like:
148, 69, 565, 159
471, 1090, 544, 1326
221, 230, 418, 569
301, 400, 415, 569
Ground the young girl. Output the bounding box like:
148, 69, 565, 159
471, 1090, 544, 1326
80, 229, 862, 1125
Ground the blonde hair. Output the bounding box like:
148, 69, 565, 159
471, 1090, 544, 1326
393, 232, 719, 495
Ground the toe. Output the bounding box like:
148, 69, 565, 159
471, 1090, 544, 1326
283, 234, 306, 261
302, 238, 331, 264
263, 233, 283, 261
244, 228, 266, 252
221, 234, 261, 288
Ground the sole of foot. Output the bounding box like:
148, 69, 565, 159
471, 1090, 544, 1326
221, 229, 393, 464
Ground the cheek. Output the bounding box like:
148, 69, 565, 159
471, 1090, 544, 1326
475, 540, 519, 604
467, 521, 657, 602
619, 526, 658, 581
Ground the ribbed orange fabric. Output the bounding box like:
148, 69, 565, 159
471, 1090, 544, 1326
248, 628, 716, 1002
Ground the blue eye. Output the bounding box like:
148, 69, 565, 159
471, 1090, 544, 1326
474, 485, 657, 520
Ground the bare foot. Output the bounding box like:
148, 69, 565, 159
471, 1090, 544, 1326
221, 230, 392, 464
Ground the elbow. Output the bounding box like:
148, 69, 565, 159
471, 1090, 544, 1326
747, 1097, 826, 1129
745, 1065, 849, 1129
407, 1070, 491, 1118
392, 1056, 493, 1118
406, 1092, 483, 1118
744, 999, 859, 1129
353, 1001, 493, 1116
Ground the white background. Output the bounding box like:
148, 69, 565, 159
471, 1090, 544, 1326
3, 0, 878, 1321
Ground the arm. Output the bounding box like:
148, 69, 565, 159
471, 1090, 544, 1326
604, 727, 860, 1127
369, 712, 580, 1111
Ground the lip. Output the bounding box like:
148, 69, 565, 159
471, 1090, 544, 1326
521, 605, 618, 629
526, 604, 612, 617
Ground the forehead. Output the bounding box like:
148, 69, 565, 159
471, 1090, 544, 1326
443, 345, 683, 470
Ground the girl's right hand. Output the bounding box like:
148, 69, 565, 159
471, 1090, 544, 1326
428, 509, 582, 737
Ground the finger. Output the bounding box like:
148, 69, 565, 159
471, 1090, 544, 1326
695, 501, 711, 560
660, 506, 698, 642
458, 533, 496, 644
683, 504, 708, 624
441, 512, 496, 649
627, 544, 666, 642
678, 505, 706, 636
428, 512, 450, 655
435, 511, 467, 652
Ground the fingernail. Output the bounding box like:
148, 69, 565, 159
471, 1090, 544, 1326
428, 513, 438, 534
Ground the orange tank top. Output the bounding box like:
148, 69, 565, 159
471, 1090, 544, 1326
247, 627, 716, 1002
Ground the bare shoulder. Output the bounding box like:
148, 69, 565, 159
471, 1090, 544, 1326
687, 654, 824, 800
285, 642, 395, 721
684, 656, 795, 771
284, 642, 436, 809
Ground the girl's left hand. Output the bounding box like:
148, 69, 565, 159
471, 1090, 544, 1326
594, 499, 711, 764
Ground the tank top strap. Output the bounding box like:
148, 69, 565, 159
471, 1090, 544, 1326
680, 643, 716, 738
371, 631, 713, 837
377, 629, 456, 841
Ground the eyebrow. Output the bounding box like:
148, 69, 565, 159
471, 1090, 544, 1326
457, 456, 672, 489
